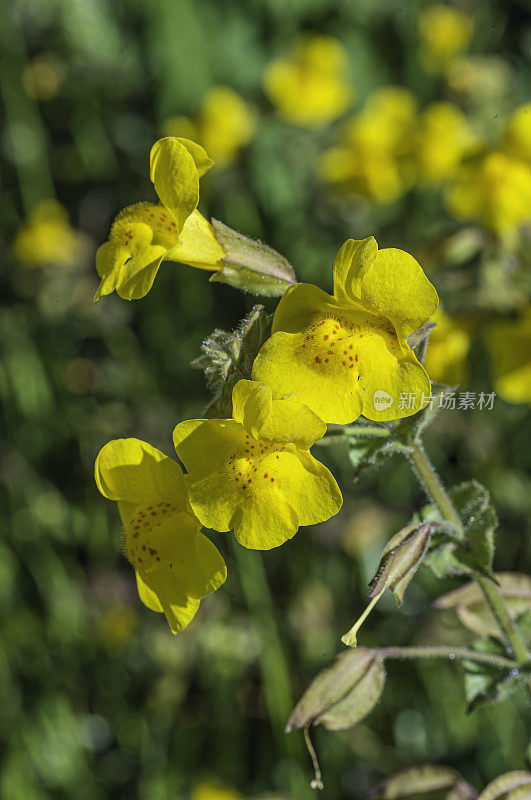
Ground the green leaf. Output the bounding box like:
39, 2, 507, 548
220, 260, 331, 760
477, 771, 531, 800
434, 573, 531, 641
368, 764, 477, 800
464, 637, 521, 713
286, 647, 385, 733
369, 522, 436, 606
424, 481, 497, 580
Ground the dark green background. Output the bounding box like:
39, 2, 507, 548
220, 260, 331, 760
1, 1, 530, 798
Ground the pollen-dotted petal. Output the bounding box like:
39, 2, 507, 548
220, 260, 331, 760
95, 437, 227, 634
174, 388, 343, 551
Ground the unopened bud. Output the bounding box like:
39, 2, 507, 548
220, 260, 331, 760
210, 219, 296, 296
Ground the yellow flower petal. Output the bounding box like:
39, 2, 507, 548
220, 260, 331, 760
275, 449, 342, 527
232, 379, 326, 448
173, 419, 248, 534
95, 222, 167, 301
149, 137, 212, 232
272, 282, 338, 334
231, 488, 299, 549
136, 570, 163, 612
332, 238, 439, 340
95, 438, 187, 507
165, 209, 224, 270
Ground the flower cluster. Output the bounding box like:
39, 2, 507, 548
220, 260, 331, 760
263, 35, 352, 127
446, 104, 531, 237
95, 175, 439, 631
322, 85, 531, 237
321, 88, 476, 204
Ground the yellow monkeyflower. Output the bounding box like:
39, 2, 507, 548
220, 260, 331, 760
95, 137, 225, 301
95, 438, 227, 633
486, 307, 531, 404
446, 150, 531, 236
252, 237, 438, 424
192, 781, 243, 800
264, 35, 352, 127
173, 380, 342, 550
415, 102, 477, 186
14, 200, 81, 269
163, 87, 255, 169
423, 306, 471, 386
418, 4, 474, 73
504, 103, 531, 163
321, 87, 417, 203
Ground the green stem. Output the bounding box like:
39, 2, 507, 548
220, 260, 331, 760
232, 543, 312, 798
408, 441, 530, 667
341, 591, 384, 647
377, 645, 516, 671
409, 442, 462, 531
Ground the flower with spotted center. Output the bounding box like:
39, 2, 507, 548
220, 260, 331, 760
95, 438, 226, 633
95, 137, 225, 301
173, 380, 342, 550
252, 237, 438, 424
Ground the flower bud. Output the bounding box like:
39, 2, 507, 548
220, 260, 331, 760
210, 219, 296, 296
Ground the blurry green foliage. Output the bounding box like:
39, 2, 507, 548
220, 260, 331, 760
1, 0, 530, 798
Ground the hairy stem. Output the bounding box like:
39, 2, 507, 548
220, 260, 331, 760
408, 441, 530, 667
376, 645, 516, 671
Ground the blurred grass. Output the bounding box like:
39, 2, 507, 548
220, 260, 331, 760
1, 1, 530, 798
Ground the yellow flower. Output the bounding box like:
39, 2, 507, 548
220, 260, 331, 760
263, 35, 352, 127
192, 781, 243, 800
95, 438, 227, 633
95, 137, 225, 301
423, 307, 471, 386
486, 307, 531, 404
418, 4, 474, 73
321, 87, 417, 203
252, 237, 438, 424
173, 380, 342, 550
446, 150, 531, 236
14, 200, 81, 269
415, 102, 477, 186
163, 87, 255, 169
503, 103, 531, 163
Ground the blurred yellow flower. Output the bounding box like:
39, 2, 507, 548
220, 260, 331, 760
418, 4, 474, 73
192, 781, 243, 800
321, 87, 417, 203
22, 55, 62, 100
264, 35, 352, 126
446, 150, 531, 236
163, 87, 255, 168
503, 103, 531, 163
415, 102, 477, 186
423, 306, 471, 386
95, 438, 227, 633
14, 200, 81, 269
95, 137, 225, 301
173, 380, 342, 550
97, 604, 137, 651
486, 307, 531, 404
253, 237, 438, 423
